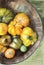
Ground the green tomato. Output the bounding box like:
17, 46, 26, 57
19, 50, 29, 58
0, 8, 6, 16
2, 9, 14, 23
0, 8, 14, 23
0, 35, 11, 46
10, 36, 22, 49
20, 45, 27, 53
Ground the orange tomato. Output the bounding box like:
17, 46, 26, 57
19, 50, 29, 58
15, 22, 22, 29
14, 13, 30, 27
10, 20, 22, 28
5, 48, 15, 59
0, 44, 7, 53
16, 28, 22, 35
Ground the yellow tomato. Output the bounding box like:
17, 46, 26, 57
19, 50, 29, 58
22, 27, 34, 36
10, 20, 17, 26
8, 20, 22, 36
8, 24, 16, 36
0, 23, 7, 35
23, 39, 32, 47
21, 27, 37, 47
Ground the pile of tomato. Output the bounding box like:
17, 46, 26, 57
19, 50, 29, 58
0, 8, 37, 59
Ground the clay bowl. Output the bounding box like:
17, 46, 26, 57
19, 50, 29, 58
0, 0, 43, 64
